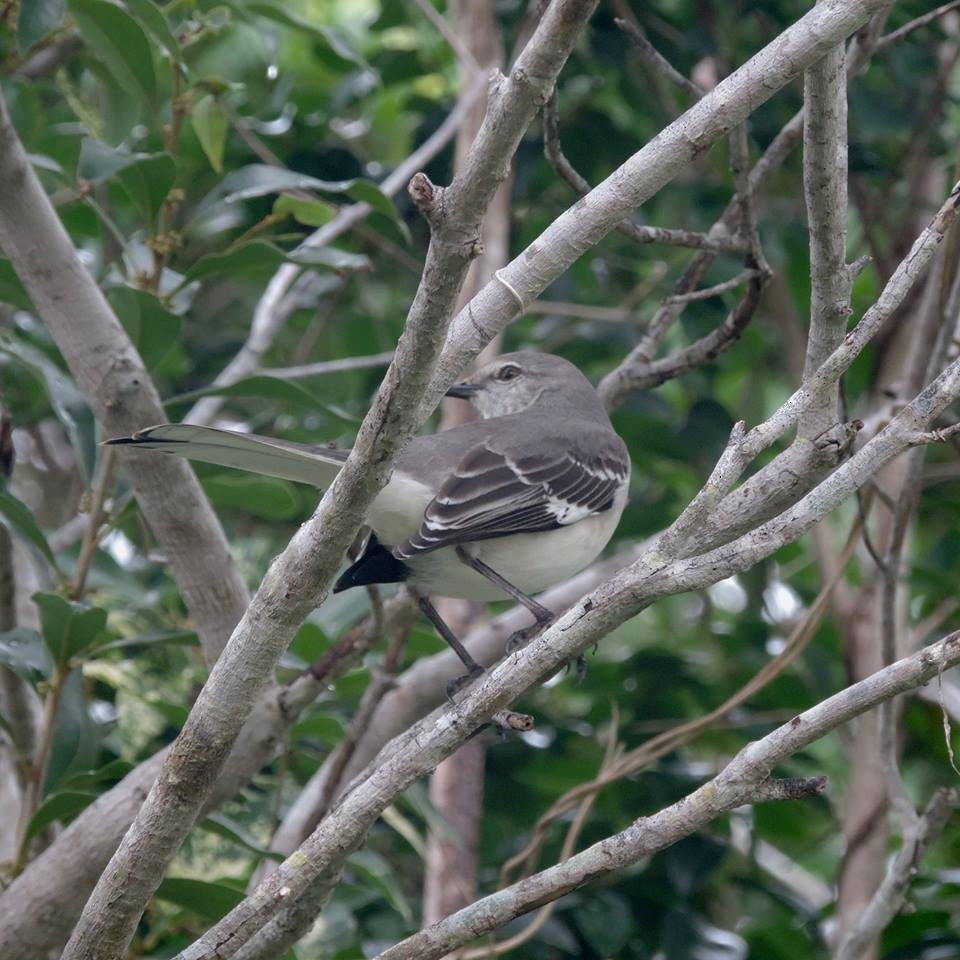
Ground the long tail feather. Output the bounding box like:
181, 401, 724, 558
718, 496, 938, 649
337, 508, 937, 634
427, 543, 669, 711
105, 424, 348, 488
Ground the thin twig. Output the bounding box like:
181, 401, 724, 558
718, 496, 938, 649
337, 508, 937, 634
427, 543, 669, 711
876, 0, 960, 50
13, 664, 67, 873
458, 708, 622, 960
307, 612, 414, 832
259, 351, 396, 382
661, 267, 762, 304
184, 70, 489, 427
907, 421, 960, 445
525, 300, 634, 323
70, 447, 116, 600
280, 592, 418, 718
376, 631, 960, 960
835, 787, 960, 960
613, 17, 703, 101
500, 513, 864, 886
594, 4, 910, 412
541, 92, 747, 256
410, 0, 482, 76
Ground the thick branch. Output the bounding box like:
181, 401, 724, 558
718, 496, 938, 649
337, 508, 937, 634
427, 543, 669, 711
801, 35, 851, 438
59, 5, 600, 959
0, 91, 249, 662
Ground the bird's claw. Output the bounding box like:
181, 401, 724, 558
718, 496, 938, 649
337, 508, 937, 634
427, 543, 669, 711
468, 720, 509, 743
504, 617, 554, 655
563, 652, 590, 684
445, 662, 486, 704
575, 652, 589, 685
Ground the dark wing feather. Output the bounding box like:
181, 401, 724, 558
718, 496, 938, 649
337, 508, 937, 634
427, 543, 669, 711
394, 437, 629, 559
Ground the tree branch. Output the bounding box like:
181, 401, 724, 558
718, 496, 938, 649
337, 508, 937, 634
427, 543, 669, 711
835, 786, 960, 960
0, 89, 250, 663
800, 33, 851, 439
183, 69, 489, 427
59, 4, 601, 958
168, 334, 960, 960
428, 0, 892, 415
374, 632, 960, 960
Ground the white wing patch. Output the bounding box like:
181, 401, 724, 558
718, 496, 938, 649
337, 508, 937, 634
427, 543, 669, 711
394, 441, 629, 559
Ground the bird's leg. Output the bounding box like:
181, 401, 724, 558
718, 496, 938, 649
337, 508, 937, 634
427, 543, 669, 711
413, 591, 485, 703
454, 547, 555, 653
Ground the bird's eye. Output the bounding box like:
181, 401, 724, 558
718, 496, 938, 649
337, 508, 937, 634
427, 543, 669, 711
496, 364, 521, 382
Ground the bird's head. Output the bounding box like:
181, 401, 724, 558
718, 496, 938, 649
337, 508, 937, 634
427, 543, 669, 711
445, 351, 598, 419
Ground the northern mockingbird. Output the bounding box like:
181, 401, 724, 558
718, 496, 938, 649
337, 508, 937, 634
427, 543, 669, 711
107, 351, 630, 696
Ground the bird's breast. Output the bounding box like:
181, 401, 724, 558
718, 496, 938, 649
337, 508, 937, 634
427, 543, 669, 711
403, 489, 626, 601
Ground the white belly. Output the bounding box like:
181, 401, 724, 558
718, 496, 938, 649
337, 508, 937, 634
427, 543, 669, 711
403, 490, 626, 601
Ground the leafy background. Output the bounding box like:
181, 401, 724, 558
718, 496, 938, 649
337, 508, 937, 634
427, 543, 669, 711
1, 0, 960, 957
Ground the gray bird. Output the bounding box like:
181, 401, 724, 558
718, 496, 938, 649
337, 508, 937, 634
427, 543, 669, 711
107, 351, 630, 696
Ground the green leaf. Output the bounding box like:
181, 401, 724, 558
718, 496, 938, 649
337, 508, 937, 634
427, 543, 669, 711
0, 629, 53, 685
44, 668, 97, 793
0, 334, 97, 480
26, 789, 98, 840
200, 163, 355, 207
242, 2, 367, 68
191, 95, 229, 173
296, 245, 371, 273
0, 486, 60, 573
273, 194, 336, 227
165, 374, 320, 407
121, 0, 179, 56
342, 180, 408, 241
292, 713, 344, 744
288, 621, 328, 663
200, 474, 300, 520
33, 592, 109, 666
108, 287, 181, 370
348, 850, 413, 923
199, 814, 284, 861
154, 877, 245, 921
199, 164, 357, 208
69, 0, 157, 104
88, 629, 198, 656
78, 137, 149, 181
200, 166, 401, 236
181, 239, 369, 285
117, 154, 177, 225
0, 260, 31, 309
180, 239, 290, 282
573, 890, 633, 957
18, 0, 66, 51
77, 139, 176, 224
145, 696, 189, 727
84, 59, 141, 145
59, 758, 134, 790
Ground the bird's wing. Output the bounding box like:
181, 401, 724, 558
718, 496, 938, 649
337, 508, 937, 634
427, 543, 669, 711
394, 433, 629, 559
105, 424, 348, 488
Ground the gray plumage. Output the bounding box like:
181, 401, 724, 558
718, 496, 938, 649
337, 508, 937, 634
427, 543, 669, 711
107, 351, 630, 602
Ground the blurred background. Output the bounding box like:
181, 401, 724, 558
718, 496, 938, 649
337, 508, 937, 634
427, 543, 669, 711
2, 1, 960, 957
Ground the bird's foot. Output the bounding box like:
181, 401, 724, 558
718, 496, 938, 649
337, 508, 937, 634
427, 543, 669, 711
468, 720, 509, 743
445, 662, 486, 704
564, 651, 591, 684
574, 652, 589, 685
504, 617, 555, 655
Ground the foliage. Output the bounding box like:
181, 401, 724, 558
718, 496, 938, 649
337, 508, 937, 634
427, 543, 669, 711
1, 1, 960, 958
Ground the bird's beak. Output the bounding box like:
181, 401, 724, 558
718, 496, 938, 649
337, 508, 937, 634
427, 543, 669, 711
445, 382, 481, 399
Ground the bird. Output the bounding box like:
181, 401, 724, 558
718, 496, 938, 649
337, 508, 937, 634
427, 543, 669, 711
106, 351, 631, 697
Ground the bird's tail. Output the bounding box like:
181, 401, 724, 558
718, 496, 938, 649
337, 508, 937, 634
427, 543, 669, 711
105, 424, 349, 488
